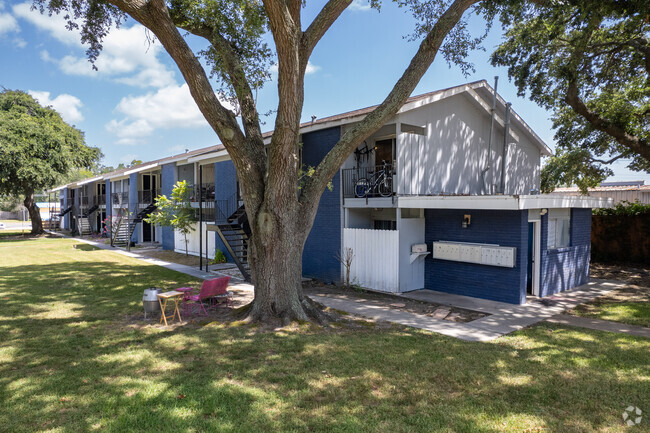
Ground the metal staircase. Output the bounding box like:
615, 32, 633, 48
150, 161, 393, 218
110, 204, 157, 249
215, 203, 251, 282
76, 204, 100, 236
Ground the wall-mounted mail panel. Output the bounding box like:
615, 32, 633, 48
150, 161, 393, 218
432, 241, 516, 268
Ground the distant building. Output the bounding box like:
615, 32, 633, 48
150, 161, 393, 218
551, 181, 650, 205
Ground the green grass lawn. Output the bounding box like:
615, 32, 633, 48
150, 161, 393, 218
570, 285, 650, 328
1, 236, 649, 433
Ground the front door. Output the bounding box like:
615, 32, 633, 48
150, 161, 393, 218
142, 220, 153, 242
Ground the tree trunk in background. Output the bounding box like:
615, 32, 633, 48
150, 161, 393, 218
23, 191, 43, 235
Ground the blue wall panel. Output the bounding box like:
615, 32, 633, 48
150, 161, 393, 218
161, 163, 176, 251
105, 181, 111, 220
424, 209, 528, 304
129, 173, 138, 243
214, 160, 237, 262
62, 187, 69, 230
540, 208, 591, 296
301, 126, 342, 283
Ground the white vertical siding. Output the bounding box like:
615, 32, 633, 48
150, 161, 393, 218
343, 228, 399, 293
398, 216, 426, 291
174, 222, 216, 258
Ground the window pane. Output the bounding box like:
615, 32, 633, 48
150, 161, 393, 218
557, 219, 570, 248
547, 219, 556, 249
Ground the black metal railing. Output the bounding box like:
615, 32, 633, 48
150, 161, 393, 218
215, 193, 239, 223
138, 189, 160, 204
190, 183, 215, 202
111, 192, 129, 206
342, 163, 395, 198
94, 194, 106, 206
80, 196, 89, 206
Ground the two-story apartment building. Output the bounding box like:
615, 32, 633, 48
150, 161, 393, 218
49, 80, 610, 304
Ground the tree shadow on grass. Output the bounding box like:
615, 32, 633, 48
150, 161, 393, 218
0, 239, 649, 432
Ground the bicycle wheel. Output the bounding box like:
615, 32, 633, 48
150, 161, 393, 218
354, 178, 370, 197
378, 177, 393, 197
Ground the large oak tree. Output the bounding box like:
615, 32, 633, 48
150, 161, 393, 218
34, 0, 492, 323
0, 90, 100, 234
490, 0, 650, 192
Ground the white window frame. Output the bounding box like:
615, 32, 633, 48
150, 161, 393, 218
547, 209, 571, 249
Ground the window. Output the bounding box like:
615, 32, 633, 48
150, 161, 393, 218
547, 209, 571, 249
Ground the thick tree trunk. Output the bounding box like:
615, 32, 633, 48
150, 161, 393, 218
245, 202, 330, 325
23, 191, 44, 235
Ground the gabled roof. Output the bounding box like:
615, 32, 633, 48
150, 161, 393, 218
50, 80, 551, 190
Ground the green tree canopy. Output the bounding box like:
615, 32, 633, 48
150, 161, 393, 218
0, 90, 101, 233
489, 0, 650, 192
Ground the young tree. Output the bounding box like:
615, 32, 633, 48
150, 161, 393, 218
489, 0, 649, 192
36, 0, 484, 323
0, 90, 100, 234
144, 180, 197, 256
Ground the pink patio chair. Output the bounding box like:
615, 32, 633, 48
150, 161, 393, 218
182, 276, 232, 316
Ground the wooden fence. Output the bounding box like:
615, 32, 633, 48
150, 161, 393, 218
591, 215, 650, 264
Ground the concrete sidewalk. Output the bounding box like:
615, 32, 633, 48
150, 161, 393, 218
46, 231, 254, 292
315, 280, 627, 342
546, 314, 650, 338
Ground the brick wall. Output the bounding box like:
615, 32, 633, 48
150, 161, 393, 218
424, 209, 528, 304
540, 208, 591, 296
160, 163, 176, 251
301, 126, 342, 283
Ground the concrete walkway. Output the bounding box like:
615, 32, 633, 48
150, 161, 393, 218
314, 280, 628, 342
46, 231, 254, 292
546, 314, 650, 338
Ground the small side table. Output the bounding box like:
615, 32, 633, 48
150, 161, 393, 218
157, 290, 183, 326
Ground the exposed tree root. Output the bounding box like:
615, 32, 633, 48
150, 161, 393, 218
243, 295, 337, 328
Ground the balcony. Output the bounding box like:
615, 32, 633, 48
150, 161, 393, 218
190, 183, 215, 202
94, 194, 106, 206
111, 192, 129, 206
342, 163, 395, 199
138, 189, 161, 205
80, 196, 89, 206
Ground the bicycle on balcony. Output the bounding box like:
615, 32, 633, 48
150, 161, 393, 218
354, 160, 393, 198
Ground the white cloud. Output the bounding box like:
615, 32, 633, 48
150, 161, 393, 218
28, 90, 84, 124
269, 61, 320, 75
14, 2, 175, 88
349, 0, 372, 11
13, 37, 26, 47
106, 84, 231, 145
0, 12, 18, 36
305, 62, 321, 74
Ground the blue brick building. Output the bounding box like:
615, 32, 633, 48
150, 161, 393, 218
47, 81, 610, 304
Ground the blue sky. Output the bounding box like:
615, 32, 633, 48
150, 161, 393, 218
0, 0, 647, 183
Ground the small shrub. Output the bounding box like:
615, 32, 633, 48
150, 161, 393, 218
213, 249, 227, 264
593, 200, 650, 216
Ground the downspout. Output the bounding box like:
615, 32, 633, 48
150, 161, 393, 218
500, 103, 512, 194
199, 164, 203, 271
481, 76, 498, 194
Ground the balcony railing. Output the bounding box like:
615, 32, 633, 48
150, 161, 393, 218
138, 189, 161, 204
190, 183, 216, 202
342, 163, 395, 199
80, 196, 89, 206
94, 194, 106, 206
215, 193, 239, 223
111, 192, 129, 206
